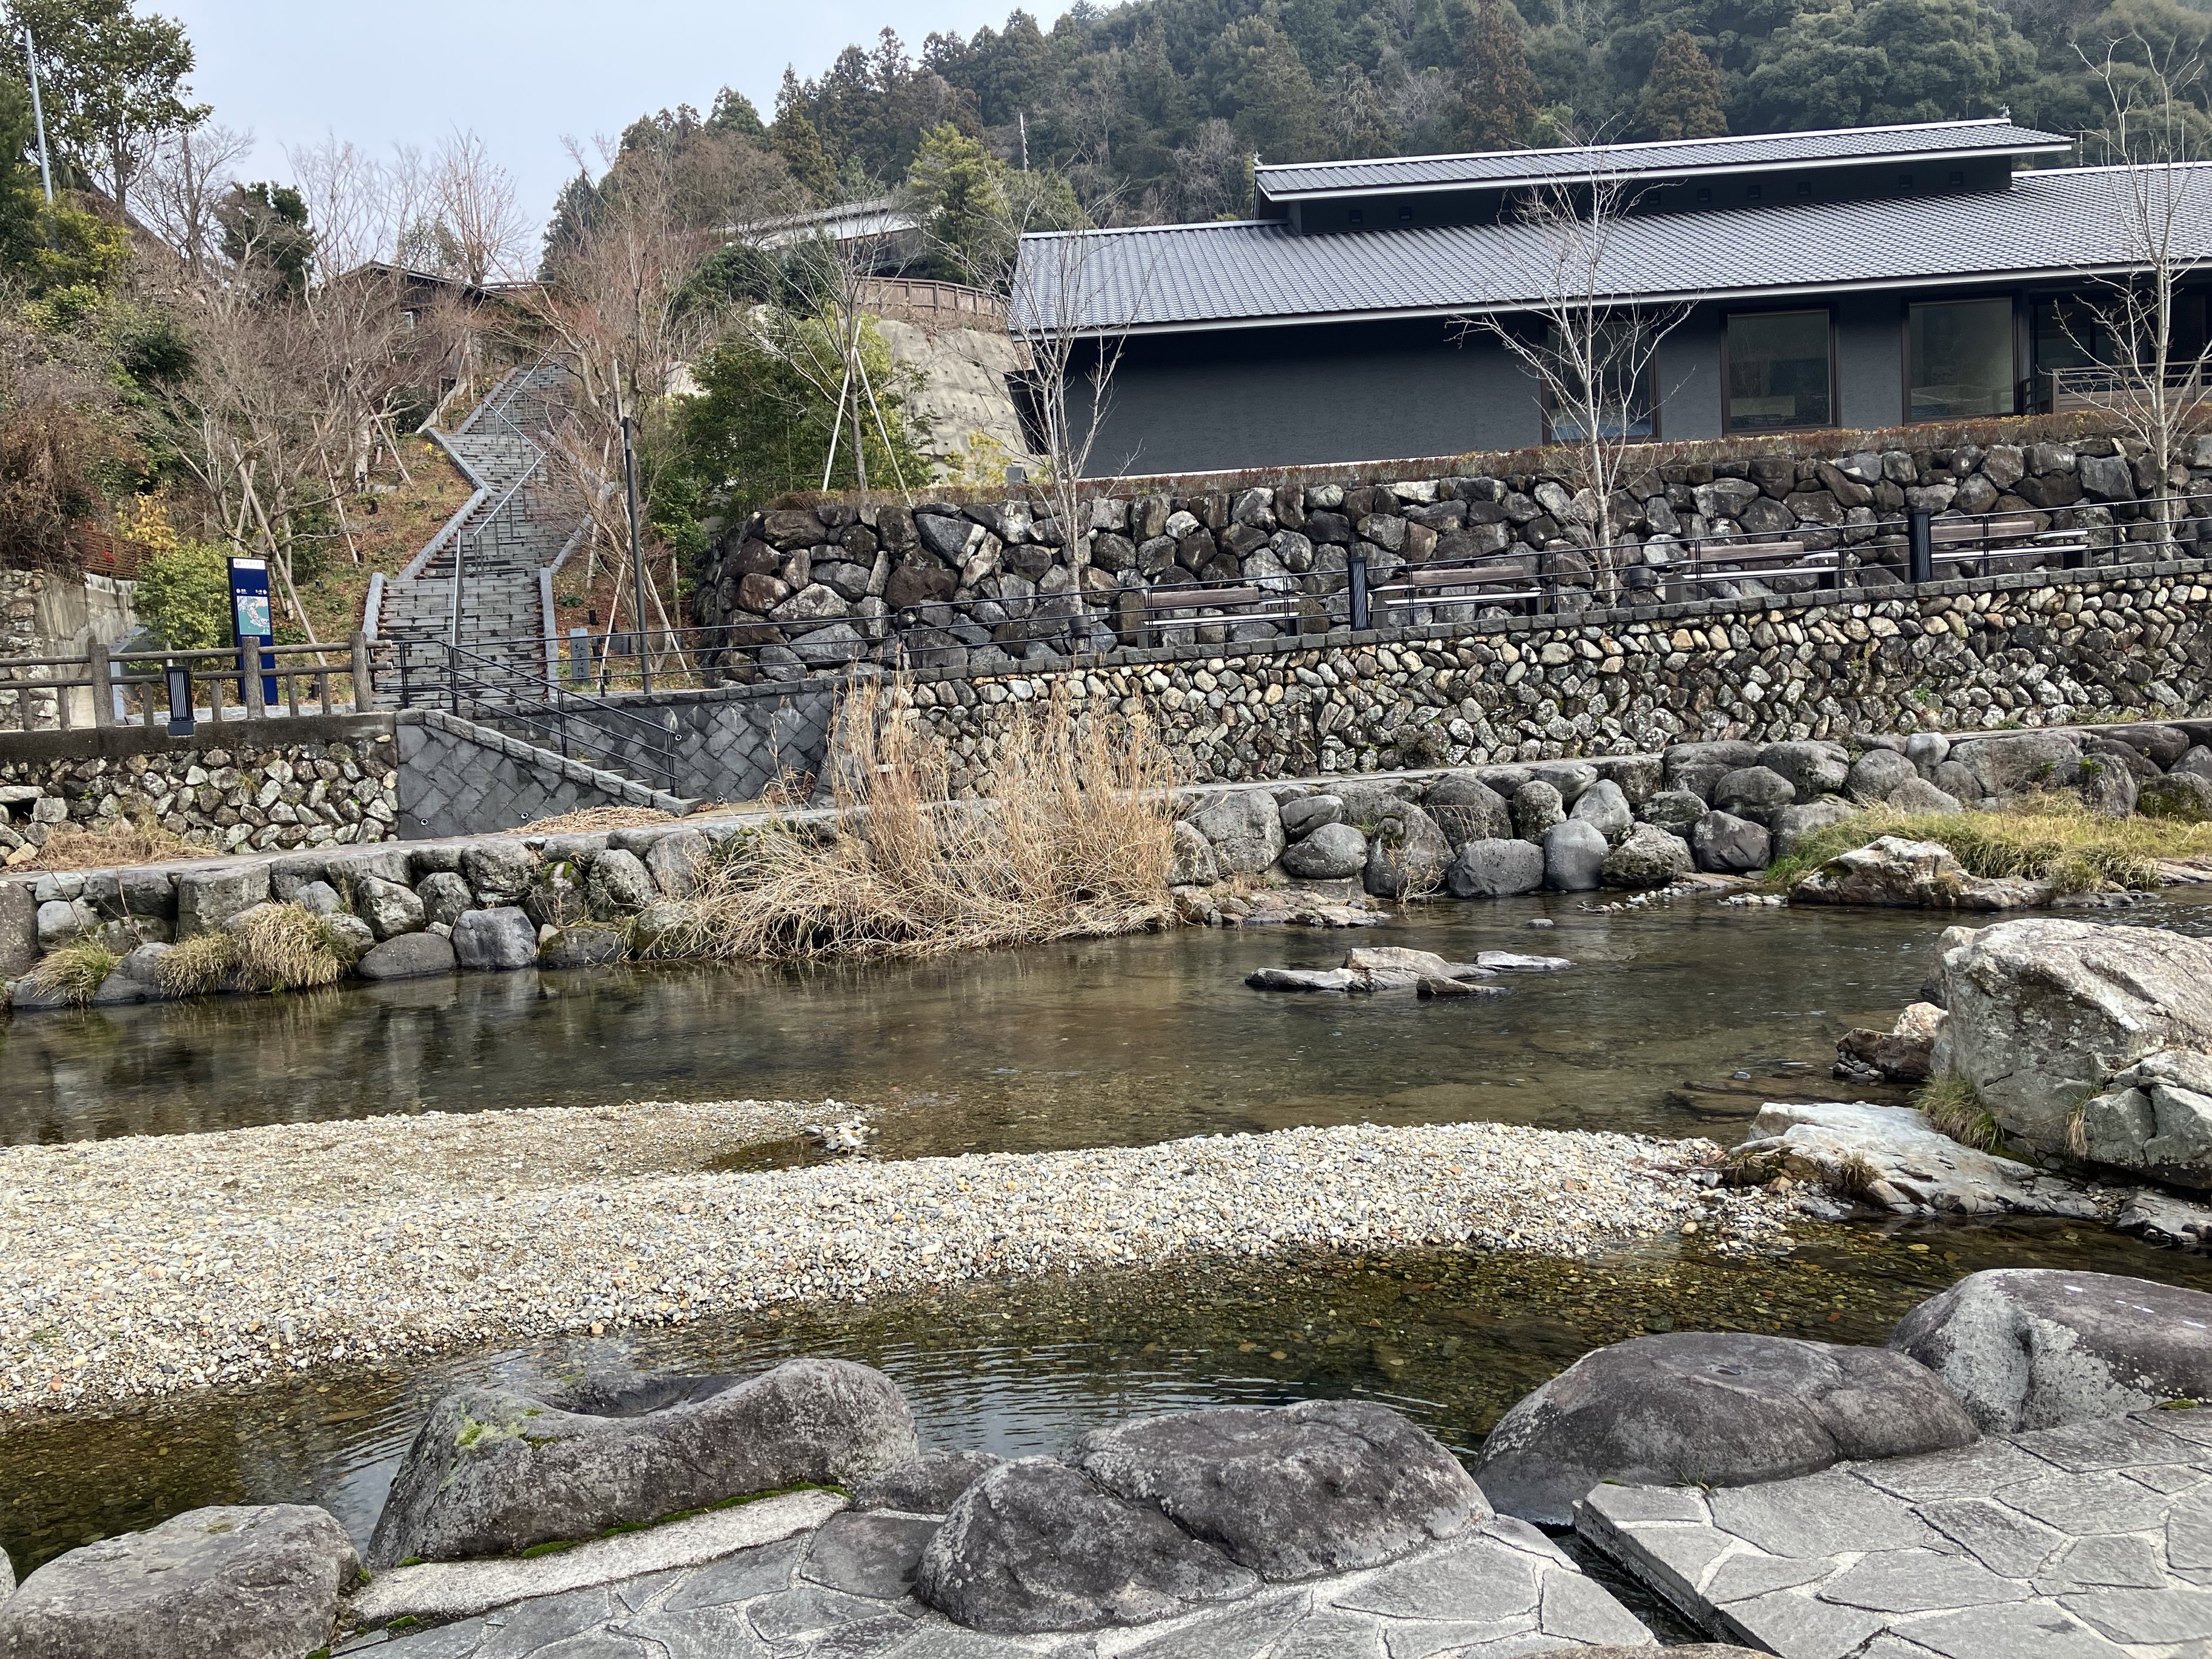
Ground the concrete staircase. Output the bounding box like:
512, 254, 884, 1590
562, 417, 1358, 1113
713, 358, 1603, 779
374, 362, 583, 705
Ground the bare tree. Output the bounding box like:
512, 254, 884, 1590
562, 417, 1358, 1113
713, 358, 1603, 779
2061, 36, 2212, 537
140, 120, 253, 276
428, 129, 530, 286
284, 133, 388, 276
1462, 144, 1688, 594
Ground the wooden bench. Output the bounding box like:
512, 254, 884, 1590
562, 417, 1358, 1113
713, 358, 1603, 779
1373, 560, 1544, 614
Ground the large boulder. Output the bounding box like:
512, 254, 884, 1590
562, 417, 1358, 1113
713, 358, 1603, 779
460, 838, 541, 905
1846, 747, 1919, 802
1601, 823, 1692, 889
855, 1449, 1008, 1514
1568, 779, 1634, 842
356, 931, 457, 982
1529, 759, 1598, 805
1511, 780, 1566, 842
1282, 821, 1368, 880
1447, 838, 1546, 898
2077, 750, 2140, 817
0, 1503, 357, 1659
366, 1358, 917, 1567
1423, 773, 1513, 848
1279, 793, 1343, 840
1769, 797, 1857, 858
450, 906, 539, 971
1948, 731, 2081, 801
1691, 810, 1770, 873
1471, 1332, 1978, 1526
1711, 766, 1796, 825
1637, 789, 1709, 837
1889, 1268, 2212, 1432
2073, 1048, 2212, 1188
1069, 1398, 1485, 1580
1364, 803, 1452, 897
1930, 919, 2212, 1154
1888, 777, 1965, 815
1543, 819, 1608, 891
2140, 771, 2212, 821
88, 943, 179, 1006
915, 1459, 1258, 1634
1664, 740, 1761, 803
1758, 740, 1849, 797
351, 876, 425, 940
1169, 821, 1218, 886
585, 848, 657, 916
1789, 836, 2047, 910
1188, 791, 1286, 876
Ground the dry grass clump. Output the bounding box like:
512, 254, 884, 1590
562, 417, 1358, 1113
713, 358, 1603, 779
517, 805, 679, 834
1766, 799, 2212, 894
23, 940, 120, 1006
157, 904, 362, 996
653, 677, 1177, 961
1917, 1076, 2004, 1152
20, 812, 216, 873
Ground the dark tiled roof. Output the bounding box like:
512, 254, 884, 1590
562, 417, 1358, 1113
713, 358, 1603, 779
1013, 166, 2212, 335
1253, 119, 2073, 199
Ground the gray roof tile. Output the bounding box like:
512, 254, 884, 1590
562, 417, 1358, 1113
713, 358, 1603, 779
1013, 166, 2212, 335
1254, 119, 2072, 198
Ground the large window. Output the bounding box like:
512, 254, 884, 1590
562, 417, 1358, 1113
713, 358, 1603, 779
1725, 310, 1832, 431
1908, 298, 2014, 420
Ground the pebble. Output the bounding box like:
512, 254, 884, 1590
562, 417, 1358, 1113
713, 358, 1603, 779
0, 1103, 1792, 1414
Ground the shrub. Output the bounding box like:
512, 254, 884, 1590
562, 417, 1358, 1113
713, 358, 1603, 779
24, 940, 119, 1007
131, 502, 234, 651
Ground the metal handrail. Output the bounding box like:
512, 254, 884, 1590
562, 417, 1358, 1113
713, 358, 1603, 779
448, 355, 558, 704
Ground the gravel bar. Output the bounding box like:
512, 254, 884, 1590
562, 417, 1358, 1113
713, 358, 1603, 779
0, 1102, 1789, 1414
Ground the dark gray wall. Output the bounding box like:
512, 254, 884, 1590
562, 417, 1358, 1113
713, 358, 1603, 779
1837, 293, 1906, 430
1656, 307, 1722, 441
1081, 319, 1543, 476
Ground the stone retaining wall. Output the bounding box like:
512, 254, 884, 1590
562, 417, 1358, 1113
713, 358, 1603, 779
696, 432, 2212, 676
394, 711, 696, 840
0, 719, 398, 866
898, 559, 2212, 793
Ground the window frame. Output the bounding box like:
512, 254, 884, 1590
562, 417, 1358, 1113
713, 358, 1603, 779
1720, 306, 1837, 434
1901, 294, 2018, 424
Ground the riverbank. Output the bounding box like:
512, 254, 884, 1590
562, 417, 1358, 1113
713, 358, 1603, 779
0, 1102, 1788, 1415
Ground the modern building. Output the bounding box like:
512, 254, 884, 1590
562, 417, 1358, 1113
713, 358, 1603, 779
1009, 119, 2212, 475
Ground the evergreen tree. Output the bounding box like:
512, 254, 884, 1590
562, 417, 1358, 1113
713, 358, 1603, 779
1455, 0, 1540, 150
905, 122, 1010, 279
0, 71, 44, 273
709, 87, 766, 137
1637, 30, 1727, 136
218, 181, 311, 296
1282, 0, 1347, 75
770, 68, 839, 200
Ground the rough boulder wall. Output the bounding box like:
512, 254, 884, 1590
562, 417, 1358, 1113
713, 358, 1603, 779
872, 315, 1035, 480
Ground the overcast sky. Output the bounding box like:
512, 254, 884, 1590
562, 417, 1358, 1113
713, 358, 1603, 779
159, 0, 1061, 230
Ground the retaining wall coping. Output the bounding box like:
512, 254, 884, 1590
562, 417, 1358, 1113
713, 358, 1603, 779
0, 712, 394, 767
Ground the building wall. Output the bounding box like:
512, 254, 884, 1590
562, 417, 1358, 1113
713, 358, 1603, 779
1836, 292, 1907, 430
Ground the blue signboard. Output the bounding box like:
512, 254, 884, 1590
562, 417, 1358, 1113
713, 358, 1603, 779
227, 557, 278, 705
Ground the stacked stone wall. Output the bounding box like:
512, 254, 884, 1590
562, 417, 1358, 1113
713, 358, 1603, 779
894, 560, 2212, 794
0, 722, 397, 866
696, 432, 2212, 677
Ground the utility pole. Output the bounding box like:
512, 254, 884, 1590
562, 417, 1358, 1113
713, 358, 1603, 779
1018, 110, 1028, 172
22, 25, 52, 204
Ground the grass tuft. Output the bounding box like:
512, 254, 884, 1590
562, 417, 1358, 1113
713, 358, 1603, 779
1917, 1076, 2005, 1152
157, 931, 241, 997
19, 808, 217, 872
1765, 798, 2212, 895
24, 940, 121, 1007
649, 675, 1178, 962
156, 905, 361, 998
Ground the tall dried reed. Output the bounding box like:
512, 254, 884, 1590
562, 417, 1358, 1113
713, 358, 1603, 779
654, 677, 1178, 961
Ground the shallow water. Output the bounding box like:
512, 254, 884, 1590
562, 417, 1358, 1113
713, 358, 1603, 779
12, 888, 2211, 1153
7, 888, 2212, 1575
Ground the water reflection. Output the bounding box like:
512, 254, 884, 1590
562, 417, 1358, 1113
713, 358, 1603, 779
13, 890, 2208, 1152
4, 1216, 2211, 1573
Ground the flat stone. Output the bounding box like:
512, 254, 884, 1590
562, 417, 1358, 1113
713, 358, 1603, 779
1816, 1548, 2030, 1613
854, 1451, 1006, 1516
1706, 1470, 1936, 1559
2061, 1586, 2212, 1643
357, 931, 457, 982
1892, 1601, 2133, 1658
799, 1512, 940, 1600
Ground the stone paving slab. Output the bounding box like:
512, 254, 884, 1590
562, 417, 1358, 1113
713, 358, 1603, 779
1577, 1406, 2212, 1657
353, 1513, 1649, 1658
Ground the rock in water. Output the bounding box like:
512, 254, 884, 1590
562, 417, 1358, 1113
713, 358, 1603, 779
1690, 810, 1770, 873
1888, 1268, 2212, 1432
0, 1503, 356, 1659
1790, 835, 2050, 909
1187, 791, 1284, 876
1281, 820, 1367, 880
1423, 773, 1512, 848
915, 1458, 1258, 1633
2074, 1048, 2212, 1188
1447, 837, 1546, 897
450, 906, 539, 971
1724, 1100, 2098, 1218
1601, 823, 1692, 888
1069, 1398, 1486, 1579
1169, 820, 1218, 886
1932, 919, 2212, 1155
1471, 1331, 1978, 1526
1543, 819, 1608, 891
1363, 803, 1452, 898
365, 1357, 917, 1567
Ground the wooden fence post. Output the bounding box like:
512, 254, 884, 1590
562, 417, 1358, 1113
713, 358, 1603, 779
350, 631, 373, 711
88, 641, 113, 729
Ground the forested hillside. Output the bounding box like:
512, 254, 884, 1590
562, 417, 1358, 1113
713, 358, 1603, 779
749, 0, 2212, 225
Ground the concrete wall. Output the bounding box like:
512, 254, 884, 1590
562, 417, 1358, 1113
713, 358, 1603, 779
393, 711, 694, 840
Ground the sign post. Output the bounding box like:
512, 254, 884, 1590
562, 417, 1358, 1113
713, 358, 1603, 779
228, 557, 277, 714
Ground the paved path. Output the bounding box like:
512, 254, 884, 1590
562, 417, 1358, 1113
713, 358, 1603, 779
378, 363, 584, 703
356, 1509, 1650, 1658
1579, 1406, 2212, 1657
